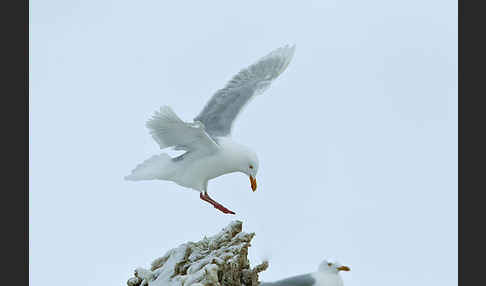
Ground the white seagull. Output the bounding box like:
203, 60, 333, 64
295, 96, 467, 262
125, 45, 295, 214
260, 260, 351, 286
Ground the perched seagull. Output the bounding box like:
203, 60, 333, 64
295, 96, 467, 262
125, 45, 295, 214
260, 260, 350, 286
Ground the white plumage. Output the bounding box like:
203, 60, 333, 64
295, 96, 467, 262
125, 45, 296, 214
260, 260, 350, 286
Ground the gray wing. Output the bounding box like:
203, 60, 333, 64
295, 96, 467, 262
260, 274, 316, 286
194, 45, 296, 137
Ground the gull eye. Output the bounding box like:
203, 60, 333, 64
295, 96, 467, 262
249, 165, 254, 169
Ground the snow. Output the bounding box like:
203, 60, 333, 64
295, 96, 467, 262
126, 220, 268, 286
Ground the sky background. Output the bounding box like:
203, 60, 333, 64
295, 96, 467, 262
30, 1, 457, 286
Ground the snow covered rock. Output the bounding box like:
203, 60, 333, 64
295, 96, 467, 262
126, 220, 268, 286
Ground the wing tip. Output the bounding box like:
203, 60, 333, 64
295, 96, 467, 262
270, 44, 296, 76
263, 44, 296, 74
268, 44, 296, 60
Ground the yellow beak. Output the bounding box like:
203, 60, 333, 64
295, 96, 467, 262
337, 266, 351, 271
250, 175, 257, 192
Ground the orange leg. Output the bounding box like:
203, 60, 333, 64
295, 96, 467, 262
200, 192, 235, 215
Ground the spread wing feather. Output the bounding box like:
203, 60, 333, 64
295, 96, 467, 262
194, 45, 295, 137
146, 106, 219, 154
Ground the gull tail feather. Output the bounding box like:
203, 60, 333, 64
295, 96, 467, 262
125, 153, 173, 181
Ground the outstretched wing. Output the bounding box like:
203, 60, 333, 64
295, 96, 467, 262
194, 45, 296, 137
146, 106, 219, 154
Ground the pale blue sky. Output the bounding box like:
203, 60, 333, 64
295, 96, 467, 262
30, 1, 457, 285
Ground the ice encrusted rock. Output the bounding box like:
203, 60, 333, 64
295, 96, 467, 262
126, 220, 268, 286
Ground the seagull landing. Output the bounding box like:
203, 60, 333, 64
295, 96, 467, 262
125, 45, 296, 214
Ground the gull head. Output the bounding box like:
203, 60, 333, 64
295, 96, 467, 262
318, 260, 351, 274
234, 146, 259, 192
